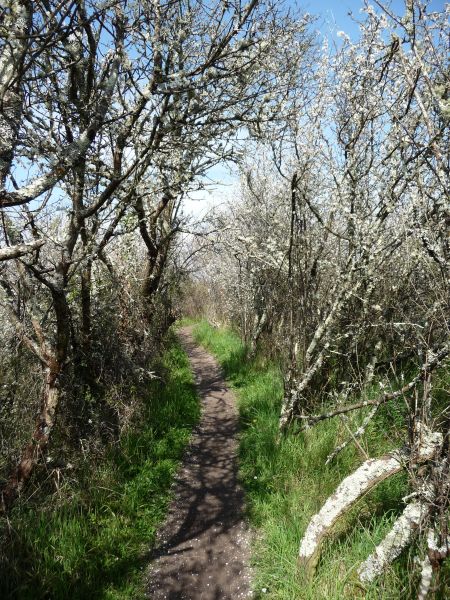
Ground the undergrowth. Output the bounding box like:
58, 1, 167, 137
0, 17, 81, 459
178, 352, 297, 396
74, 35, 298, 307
192, 319, 418, 600
0, 333, 199, 600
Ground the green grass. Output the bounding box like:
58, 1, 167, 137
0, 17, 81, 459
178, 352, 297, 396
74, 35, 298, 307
192, 319, 417, 599
0, 334, 200, 600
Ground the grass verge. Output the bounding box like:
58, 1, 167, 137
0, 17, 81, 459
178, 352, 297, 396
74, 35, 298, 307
192, 320, 418, 600
0, 333, 199, 600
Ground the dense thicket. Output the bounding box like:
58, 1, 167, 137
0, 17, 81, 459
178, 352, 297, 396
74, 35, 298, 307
0, 0, 448, 595
0, 0, 311, 505
187, 0, 449, 591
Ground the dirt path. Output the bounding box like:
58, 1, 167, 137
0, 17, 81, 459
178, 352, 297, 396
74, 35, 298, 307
146, 326, 252, 599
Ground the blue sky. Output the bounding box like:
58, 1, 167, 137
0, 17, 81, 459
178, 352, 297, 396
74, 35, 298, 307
184, 0, 447, 217
303, 0, 446, 39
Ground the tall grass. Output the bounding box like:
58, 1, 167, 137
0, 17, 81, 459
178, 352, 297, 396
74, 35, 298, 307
0, 334, 200, 600
193, 320, 415, 599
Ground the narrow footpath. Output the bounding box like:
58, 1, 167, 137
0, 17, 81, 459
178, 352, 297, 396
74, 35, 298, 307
147, 326, 252, 599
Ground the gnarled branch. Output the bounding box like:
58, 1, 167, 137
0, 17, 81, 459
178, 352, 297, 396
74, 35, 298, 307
298, 424, 442, 579
0, 239, 44, 261
358, 501, 429, 583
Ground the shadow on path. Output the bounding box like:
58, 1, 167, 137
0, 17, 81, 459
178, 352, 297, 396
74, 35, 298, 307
147, 327, 252, 599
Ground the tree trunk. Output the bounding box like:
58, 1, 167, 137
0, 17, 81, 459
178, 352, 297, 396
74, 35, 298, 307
357, 502, 429, 583
1, 287, 70, 510
248, 309, 267, 360
298, 423, 443, 580
80, 259, 93, 384
142, 249, 166, 301
0, 0, 30, 185
1, 362, 62, 509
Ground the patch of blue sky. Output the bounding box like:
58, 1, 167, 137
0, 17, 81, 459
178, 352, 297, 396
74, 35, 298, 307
186, 0, 447, 216
300, 0, 446, 40
9, 1, 446, 219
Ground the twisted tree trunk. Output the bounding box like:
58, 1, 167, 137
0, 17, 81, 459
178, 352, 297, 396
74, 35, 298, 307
298, 423, 443, 580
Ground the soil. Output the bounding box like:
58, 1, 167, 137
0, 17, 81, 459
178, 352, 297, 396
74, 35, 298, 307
146, 326, 253, 599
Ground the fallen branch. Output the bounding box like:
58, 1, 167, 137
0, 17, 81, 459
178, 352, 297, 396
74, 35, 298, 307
358, 501, 429, 583
417, 555, 433, 600
298, 452, 406, 579
417, 529, 450, 599
298, 423, 442, 580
